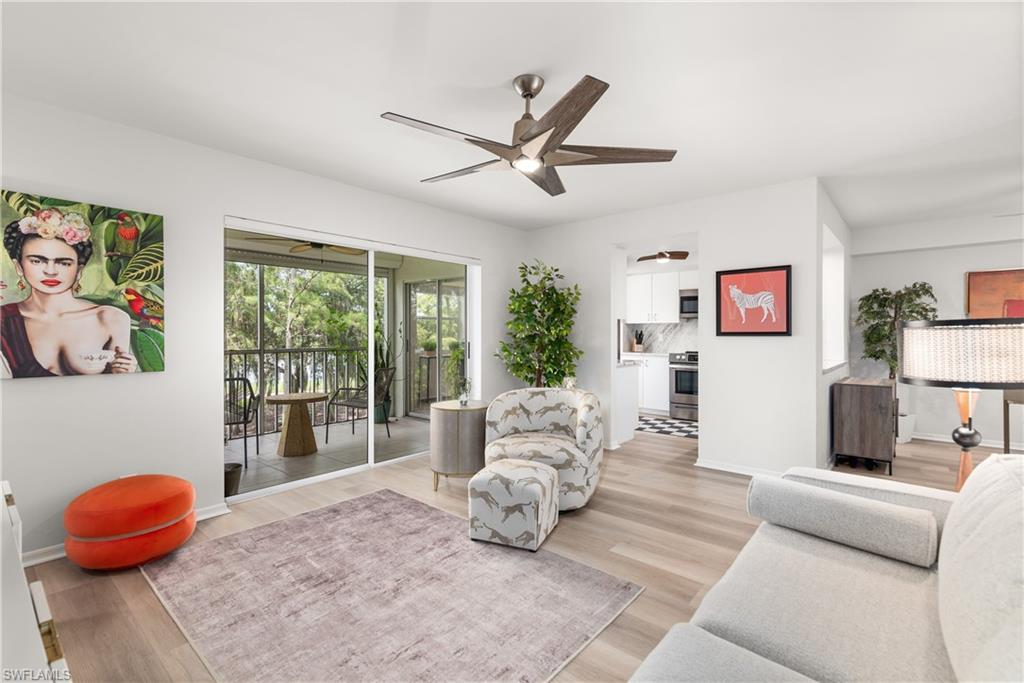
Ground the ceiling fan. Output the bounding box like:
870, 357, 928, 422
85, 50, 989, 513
243, 236, 365, 256
637, 250, 689, 264
382, 74, 676, 197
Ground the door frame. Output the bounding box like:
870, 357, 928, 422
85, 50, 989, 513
404, 275, 468, 419
224, 215, 480, 475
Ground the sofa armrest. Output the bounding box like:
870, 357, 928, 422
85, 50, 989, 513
747, 475, 939, 567
782, 467, 957, 534
574, 391, 604, 462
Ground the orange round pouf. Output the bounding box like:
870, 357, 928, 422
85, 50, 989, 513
64, 475, 196, 570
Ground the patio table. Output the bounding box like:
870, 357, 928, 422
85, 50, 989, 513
266, 392, 328, 457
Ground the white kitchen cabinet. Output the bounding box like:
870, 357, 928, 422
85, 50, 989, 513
678, 270, 699, 290
625, 275, 652, 324
622, 353, 670, 413
627, 273, 679, 323
643, 355, 670, 411
651, 272, 679, 323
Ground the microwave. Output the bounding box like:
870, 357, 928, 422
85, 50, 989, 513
679, 289, 698, 319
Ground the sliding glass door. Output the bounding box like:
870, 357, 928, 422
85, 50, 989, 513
225, 227, 471, 492
406, 277, 466, 418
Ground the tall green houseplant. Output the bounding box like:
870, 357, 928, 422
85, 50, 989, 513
498, 261, 583, 387
855, 282, 938, 379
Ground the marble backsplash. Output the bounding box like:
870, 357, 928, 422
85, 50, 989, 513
625, 321, 698, 354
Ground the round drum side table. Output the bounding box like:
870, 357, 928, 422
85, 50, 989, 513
429, 400, 488, 490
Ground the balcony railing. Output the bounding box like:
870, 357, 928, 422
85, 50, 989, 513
225, 346, 366, 438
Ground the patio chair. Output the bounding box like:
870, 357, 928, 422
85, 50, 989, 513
326, 366, 396, 442
225, 376, 260, 467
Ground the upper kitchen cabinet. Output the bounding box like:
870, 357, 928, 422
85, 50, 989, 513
626, 272, 679, 323
678, 270, 699, 290
626, 274, 653, 324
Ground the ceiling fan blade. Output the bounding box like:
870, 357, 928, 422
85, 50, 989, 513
522, 166, 566, 197
553, 145, 677, 166
637, 250, 689, 262
326, 245, 366, 256
422, 159, 510, 183
289, 244, 313, 254
519, 128, 554, 160
381, 112, 510, 149
467, 139, 520, 162
542, 149, 598, 166
524, 75, 609, 155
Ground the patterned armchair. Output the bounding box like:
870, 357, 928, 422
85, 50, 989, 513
485, 388, 604, 511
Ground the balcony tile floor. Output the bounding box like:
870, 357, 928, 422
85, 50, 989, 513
225, 417, 430, 495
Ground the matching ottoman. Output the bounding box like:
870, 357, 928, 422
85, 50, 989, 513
468, 459, 558, 551
64, 474, 196, 570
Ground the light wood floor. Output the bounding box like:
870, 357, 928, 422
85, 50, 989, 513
26, 434, 1000, 682
225, 418, 430, 494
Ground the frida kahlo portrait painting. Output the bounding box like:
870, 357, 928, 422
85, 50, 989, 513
0, 190, 164, 378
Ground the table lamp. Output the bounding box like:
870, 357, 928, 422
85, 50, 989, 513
899, 318, 1024, 491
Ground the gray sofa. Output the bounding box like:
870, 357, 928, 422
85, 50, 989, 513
631, 454, 1023, 682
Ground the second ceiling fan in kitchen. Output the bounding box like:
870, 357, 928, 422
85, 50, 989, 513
382, 74, 677, 197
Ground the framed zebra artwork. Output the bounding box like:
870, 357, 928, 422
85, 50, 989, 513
716, 265, 791, 336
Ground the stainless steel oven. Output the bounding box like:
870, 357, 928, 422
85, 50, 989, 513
669, 351, 698, 421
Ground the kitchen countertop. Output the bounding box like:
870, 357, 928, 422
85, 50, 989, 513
621, 351, 670, 357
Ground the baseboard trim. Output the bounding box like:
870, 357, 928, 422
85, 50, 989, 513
695, 459, 783, 478
22, 502, 233, 567
196, 502, 231, 521
911, 431, 1023, 452
22, 543, 66, 568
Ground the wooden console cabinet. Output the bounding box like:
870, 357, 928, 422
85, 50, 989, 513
831, 378, 897, 474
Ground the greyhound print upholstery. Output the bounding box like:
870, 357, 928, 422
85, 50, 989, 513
468, 459, 558, 551
485, 388, 604, 511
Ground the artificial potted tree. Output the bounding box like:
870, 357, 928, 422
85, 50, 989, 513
497, 260, 583, 387
855, 282, 938, 442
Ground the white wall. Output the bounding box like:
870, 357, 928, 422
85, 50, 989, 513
533, 178, 822, 476
850, 235, 1024, 449
816, 184, 853, 467
0, 95, 527, 552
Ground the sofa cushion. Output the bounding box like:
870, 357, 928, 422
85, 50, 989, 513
630, 624, 811, 682
748, 475, 938, 567
938, 454, 1024, 683
485, 432, 595, 510
692, 522, 956, 682
782, 467, 957, 534
485, 432, 581, 469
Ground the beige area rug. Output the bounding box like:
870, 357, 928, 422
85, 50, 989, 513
142, 489, 642, 682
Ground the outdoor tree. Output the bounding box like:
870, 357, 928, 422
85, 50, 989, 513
855, 282, 938, 379
497, 260, 583, 387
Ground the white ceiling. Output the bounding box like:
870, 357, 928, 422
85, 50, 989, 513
3, 3, 1021, 231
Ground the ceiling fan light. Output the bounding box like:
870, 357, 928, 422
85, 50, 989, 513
656, 252, 670, 263
512, 155, 542, 174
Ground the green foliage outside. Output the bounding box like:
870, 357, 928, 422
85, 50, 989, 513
497, 260, 582, 387
224, 261, 385, 351
855, 282, 938, 378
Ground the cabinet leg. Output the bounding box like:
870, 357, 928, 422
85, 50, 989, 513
432, 471, 439, 491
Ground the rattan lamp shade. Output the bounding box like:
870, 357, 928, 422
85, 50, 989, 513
899, 318, 1024, 389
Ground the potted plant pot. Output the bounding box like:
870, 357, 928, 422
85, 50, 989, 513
224, 462, 242, 497
375, 399, 391, 424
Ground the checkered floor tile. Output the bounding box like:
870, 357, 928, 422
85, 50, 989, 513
637, 415, 698, 438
